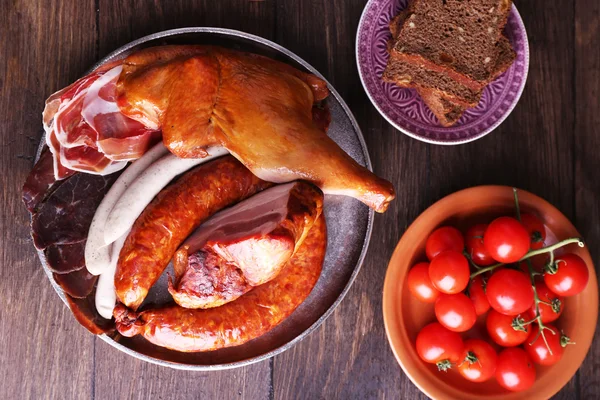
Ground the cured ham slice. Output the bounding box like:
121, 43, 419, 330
22, 148, 72, 212
45, 241, 86, 274
168, 182, 323, 309
53, 77, 99, 148
31, 172, 119, 250
23, 165, 117, 333
42, 61, 159, 180
82, 66, 160, 161
45, 128, 77, 180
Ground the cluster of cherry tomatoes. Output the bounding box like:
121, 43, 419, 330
408, 211, 589, 392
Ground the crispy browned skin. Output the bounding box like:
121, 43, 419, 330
115, 156, 272, 310
116, 45, 395, 212
113, 215, 327, 352
168, 181, 324, 309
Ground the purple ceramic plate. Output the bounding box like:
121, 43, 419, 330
356, 0, 529, 144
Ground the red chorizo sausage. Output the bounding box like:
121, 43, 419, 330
113, 214, 326, 352
115, 156, 272, 310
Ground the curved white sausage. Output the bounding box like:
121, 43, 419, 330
103, 146, 229, 245
95, 231, 129, 319
85, 142, 168, 275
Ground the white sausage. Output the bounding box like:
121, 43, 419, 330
103, 146, 229, 245
85, 142, 169, 275
95, 231, 129, 319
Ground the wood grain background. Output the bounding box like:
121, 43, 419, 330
1, 0, 597, 398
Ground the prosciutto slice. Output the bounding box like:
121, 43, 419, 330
42, 62, 160, 180
53, 75, 99, 148
82, 66, 160, 161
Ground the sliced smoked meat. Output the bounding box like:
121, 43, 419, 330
31, 172, 118, 250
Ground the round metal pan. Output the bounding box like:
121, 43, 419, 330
36, 28, 374, 370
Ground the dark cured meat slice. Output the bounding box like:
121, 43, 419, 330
22, 148, 74, 212
53, 267, 98, 298
66, 289, 115, 334
28, 167, 118, 306
44, 240, 86, 274
31, 172, 119, 250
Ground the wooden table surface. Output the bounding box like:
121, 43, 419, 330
1, 0, 598, 399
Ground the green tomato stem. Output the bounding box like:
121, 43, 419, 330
469, 237, 584, 279
513, 188, 522, 222
524, 237, 584, 259
512, 189, 554, 355
436, 360, 452, 372
526, 258, 554, 355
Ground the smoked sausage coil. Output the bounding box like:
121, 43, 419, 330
115, 156, 272, 310
113, 214, 326, 352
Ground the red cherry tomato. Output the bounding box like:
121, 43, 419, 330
465, 224, 495, 266
458, 339, 497, 382
484, 217, 530, 263
530, 281, 563, 323
435, 293, 477, 332
486, 269, 534, 315
495, 348, 536, 392
486, 309, 531, 347
426, 226, 465, 261
407, 262, 440, 303
428, 251, 470, 294
520, 213, 546, 250
416, 322, 464, 371
544, 253, 589, 297
524, 325, 565, 366
468, 276, 490, 316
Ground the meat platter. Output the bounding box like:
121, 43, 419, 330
28, 28, 392, 369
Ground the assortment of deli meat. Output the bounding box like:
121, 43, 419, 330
22, 45, 395, 352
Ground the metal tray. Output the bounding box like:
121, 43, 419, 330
37, 27, 374, 370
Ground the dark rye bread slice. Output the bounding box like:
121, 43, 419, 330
419, 36, 516, 126
387, 7, 516, 125
383, 51, 482, 107
489, 35, 517, 80
388, 8, 515, 77
384, 7, 484, 107
418, 87, 465, 126
393, 0, 513, 85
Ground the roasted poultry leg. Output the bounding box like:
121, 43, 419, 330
116, 46, 395, 212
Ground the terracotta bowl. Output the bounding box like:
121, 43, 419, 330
383, 186, 598, 399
